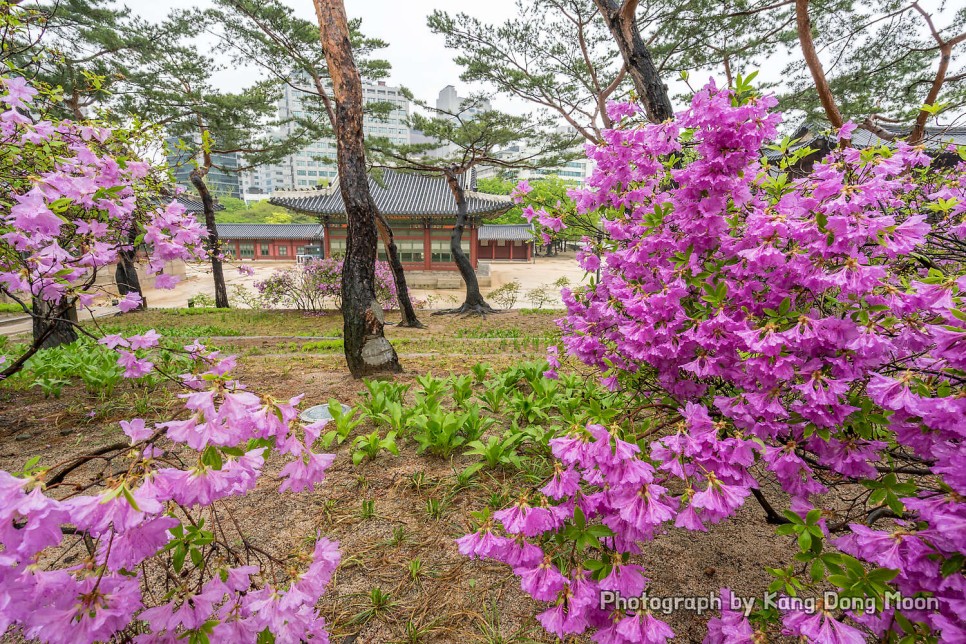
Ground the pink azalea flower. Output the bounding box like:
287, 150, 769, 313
117, 292, 143, 312
515, 559, 566, 601
120, 418, 153, 443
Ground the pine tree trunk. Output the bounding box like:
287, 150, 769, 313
374, 211, 424, 328
794, 0, 844, 130
189, 167, 230, 309
315, 0, 401, 378
594, 0, 673, 123
115, 227, 145, 309
32, 298, 77, 350
442, 171, 494, 315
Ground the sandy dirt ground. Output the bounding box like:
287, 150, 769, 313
166, 254, 590, 310
1, 255, 587, 337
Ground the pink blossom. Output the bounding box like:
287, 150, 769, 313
117, 292, 143, 312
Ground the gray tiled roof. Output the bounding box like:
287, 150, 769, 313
215, 223, 324, 240
173, 194, 224, 214
851, 125, 966, 149
143, 193, 225, 214
269, 169, 512, 218
478, 224, 534, 241
764, 123, 966, 160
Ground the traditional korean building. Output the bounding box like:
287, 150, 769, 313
477, 224, 535, 262
215, 223, 325, 261
268, 170, 513, 270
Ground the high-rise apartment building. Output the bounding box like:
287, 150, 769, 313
435, 85, 491, 118
241, 76, 410, 194
475, 126, 593, 185
407, 85, 493, 158
165, 136, 243, 199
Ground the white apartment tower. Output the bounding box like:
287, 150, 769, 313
435, 84, 491, 118
241, 77, 410, 194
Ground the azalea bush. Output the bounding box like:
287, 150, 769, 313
0, 335, 341, 642
0, 69, 205, 379
0, 67, 344, 643
254, 258, 396, 311
461, 80, 966, 642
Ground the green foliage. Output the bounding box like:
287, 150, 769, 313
470, 362, 491, 385
479, 385, 508, 414
409, 471, 427, 492
525, 285, 553, 309
409, 408, 468, 458
351, 431, 399, 465
164, 519, 214, 576
451, 462, 484, 491
351, 587, 394, 625
31, 375, 70, 399
425, 498, 446, 521
450, 374, 474, 409
407, 558, 425, 583
477, 176, 578, 229
488, 280, 522, 310
464, 433, 523, 468
319, 400, 363, 447
214, 197, 317, 224
9, 338, 187, 397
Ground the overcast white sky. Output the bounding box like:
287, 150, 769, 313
135, 0, 522, 109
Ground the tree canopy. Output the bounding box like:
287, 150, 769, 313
432, 0, 966, 135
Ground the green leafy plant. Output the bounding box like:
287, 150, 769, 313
489, 278, 521, 309
352, 587, 394, 625
387, 525, 407, 547
450, 374, 474, 408
351, 431, 399, 465
479, 384, 508, 414
470, 362, 490, 385
378, 400, 415, 435
407, 558, 425, 584
465, 433, 524, 468
508, 392, 550, 426
320, 400, 363, 447
409, 471, 427, 492
459, 404, 497, 442
31, 376, 70, 399
451, 462, 484, 492
425, 498, 445, 521
414, 373, 446, 411
409, 408, 467, 458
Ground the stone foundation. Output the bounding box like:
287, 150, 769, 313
406, 271, 491, 289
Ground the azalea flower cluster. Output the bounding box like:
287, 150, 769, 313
0, 72, 207, 369
254, 257, 397, 311
472, 80, 965, 642
458, 422, 679, 642
0, 340, 340, 643
0, 71, 342, 642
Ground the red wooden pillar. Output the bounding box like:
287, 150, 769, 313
323, 220, 331, 259
491, 241, 496, 260
423, 220, 431, 270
